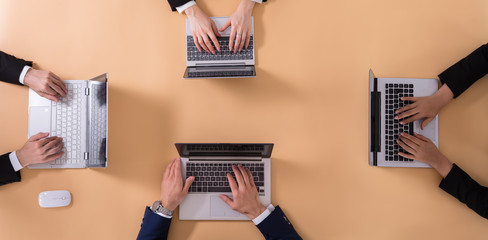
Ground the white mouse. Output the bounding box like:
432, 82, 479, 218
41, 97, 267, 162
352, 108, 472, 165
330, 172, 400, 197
38, 190, 71, 208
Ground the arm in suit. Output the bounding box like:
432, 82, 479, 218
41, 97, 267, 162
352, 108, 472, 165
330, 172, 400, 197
438, 43, 488, 98
136, 207, 172, 240
0, 153, 21, 186
439, 164, 488, 219
166, 0, 268, 12
256, 205, 302, 240
0, 51, 32, 85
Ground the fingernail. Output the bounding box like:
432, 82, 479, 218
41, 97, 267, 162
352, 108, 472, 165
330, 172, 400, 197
400, 122, 404, 125
394, 116, 398, 119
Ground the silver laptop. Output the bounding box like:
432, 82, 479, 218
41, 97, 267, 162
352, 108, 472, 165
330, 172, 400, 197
368, 69, 438, 168
184, 17, 256, 79
176, 143, 272, 220
28, 73, 108, 169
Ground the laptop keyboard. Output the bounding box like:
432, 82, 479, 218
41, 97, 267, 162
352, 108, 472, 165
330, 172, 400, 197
187, 36, 254, 61
187, 69, 255, 78
186, 162, 265, 195
51, 83, 85, 165
385, 83, 414, 162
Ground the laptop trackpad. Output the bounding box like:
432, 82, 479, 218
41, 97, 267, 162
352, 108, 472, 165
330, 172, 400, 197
210, 195, 240, 217
29, 106, 51, 137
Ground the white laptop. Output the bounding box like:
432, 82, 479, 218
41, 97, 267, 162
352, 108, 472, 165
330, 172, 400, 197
368, 69, 438, 167
184, 17, 256, 79
176, 143, 272, 220
28, 73, 108, 169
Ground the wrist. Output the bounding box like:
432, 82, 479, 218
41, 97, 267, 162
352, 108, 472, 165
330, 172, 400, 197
239, 0, 255, 12
248, 204, 266, 219
160, 199, 177, 211
184, 5, 198, 17
435, 84, 454, 108
433, 155, 452, 178
16, 149, 27, 167
23, 68, 33, 88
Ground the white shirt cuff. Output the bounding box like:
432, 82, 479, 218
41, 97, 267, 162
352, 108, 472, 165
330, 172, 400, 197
176, 1, 196, 14
154, 211, 172, 219
251, 0, 263, 3
9, 151, 23, 172
19, 66, 31, 85
252, 204, 275, 225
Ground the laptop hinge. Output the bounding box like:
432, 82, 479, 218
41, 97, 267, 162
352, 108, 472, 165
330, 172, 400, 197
371, 77, 381, 166
84, 152, 89, 160
188, 156, 262, 161
85, 87, 90, 96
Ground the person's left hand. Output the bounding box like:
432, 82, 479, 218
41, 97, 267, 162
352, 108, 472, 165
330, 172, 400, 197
24, 68, 68, 102
219, 0, 255, 53
160, 158, 195, 211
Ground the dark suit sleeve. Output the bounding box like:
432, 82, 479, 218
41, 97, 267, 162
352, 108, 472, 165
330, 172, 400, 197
167, 0, 267, 12
438, 44, 488, 98
439, 164, 488, 219
256, 205, 302, 240
136, 207, 172, 240
0, 51, 33, 86
0, 152, 21, 186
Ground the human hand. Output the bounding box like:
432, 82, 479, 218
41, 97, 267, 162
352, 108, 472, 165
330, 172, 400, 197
219, 0, 255, 53
24, 68, 68, 102
395, 84, 453, 130
16, 132, 64, 167
160, 158, 195, 211
219, 165, 266, 219
397, 133, 453, 178
184, 5, 221, 54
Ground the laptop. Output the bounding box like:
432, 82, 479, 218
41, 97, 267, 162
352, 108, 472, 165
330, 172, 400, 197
28, 73, 108, 169
368, 69, 438, 168
176, 143, 272, 220
184, 17, 256, 79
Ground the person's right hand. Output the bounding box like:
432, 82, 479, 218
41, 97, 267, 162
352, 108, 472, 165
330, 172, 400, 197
24, 68, 68, 102
397, 132, 453, 178
16, 132, 64, 167
219, 165, 266, 219
395, 84, 453, 130
184, 5, 221, 54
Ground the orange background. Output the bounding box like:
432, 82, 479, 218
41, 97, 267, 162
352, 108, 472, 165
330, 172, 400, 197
1, 0, 488, 239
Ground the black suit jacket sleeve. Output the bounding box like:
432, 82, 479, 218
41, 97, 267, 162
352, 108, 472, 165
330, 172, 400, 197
439, 164, 488, 219
438, 43, 488, 98
167, 0, 267, 12
136, 207, 172, 240
0, 152, 21, 186
0, 51, 33, 86
256, 205, 302, 240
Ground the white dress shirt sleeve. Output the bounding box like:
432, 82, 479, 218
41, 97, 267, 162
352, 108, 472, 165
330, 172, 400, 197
251, 0, 263, 3
252, 204, 275, 225
176, 1, 197, 14
9, 151, 23, 172
19, 66, 31, 85
155, 211, 173, 219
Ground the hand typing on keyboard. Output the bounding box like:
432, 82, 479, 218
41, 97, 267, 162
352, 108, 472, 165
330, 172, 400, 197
219, 165, 267, 219
16, 132, 64, 167
160, 158, 195, 211
184, 5, 221, 54
395, 84, 454, 130
24, 68, 68, 102
219, 0, 256, 53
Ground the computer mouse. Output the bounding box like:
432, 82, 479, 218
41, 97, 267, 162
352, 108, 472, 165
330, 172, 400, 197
38, 190, 71, 208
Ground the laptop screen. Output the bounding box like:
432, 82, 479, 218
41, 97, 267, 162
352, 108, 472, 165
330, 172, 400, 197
175, 143, 273, 158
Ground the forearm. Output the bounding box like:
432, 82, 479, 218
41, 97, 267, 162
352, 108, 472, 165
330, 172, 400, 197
0, 51, 33, 85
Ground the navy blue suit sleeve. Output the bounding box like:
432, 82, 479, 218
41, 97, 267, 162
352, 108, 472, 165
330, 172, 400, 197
137, 207, 172, 240
256, 205, 302, 240
0, 152, 21, 186
438, 43, 488, 98
166, 0, 267, 12
439, 164, 488, 219
0, 51, 33, 86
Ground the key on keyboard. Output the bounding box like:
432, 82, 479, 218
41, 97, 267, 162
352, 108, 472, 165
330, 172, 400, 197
187, 36, 254, 61
186, 162, 265, 195
384, 83, 414, 162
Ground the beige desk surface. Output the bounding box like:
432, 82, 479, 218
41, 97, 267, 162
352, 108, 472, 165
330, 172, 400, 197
1, 0, 488, 239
